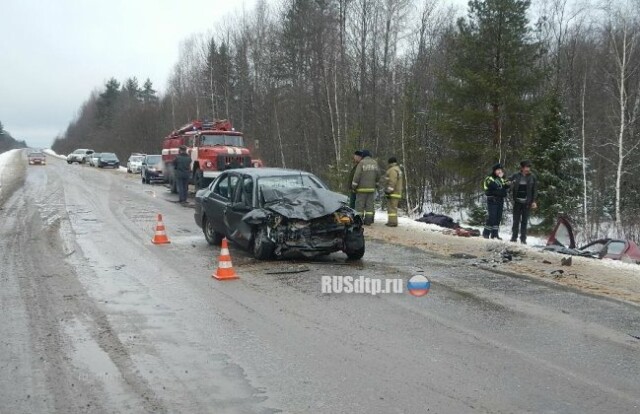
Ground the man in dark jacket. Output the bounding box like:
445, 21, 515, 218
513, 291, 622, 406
482, 163, 509, 239
510, 160, 537, 244
347, 150, 363, 209
173, 145, 192, 203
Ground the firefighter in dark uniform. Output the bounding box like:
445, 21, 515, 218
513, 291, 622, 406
347, 150, 364, 209
482, 163, 509, 239
380, 157, 403, 227
352, 149, 381, 225
173, 145, 192, 203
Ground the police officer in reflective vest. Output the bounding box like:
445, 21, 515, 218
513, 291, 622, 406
482, 163, 509, 239
351, 149, 381, 225
380, 157, 403, 227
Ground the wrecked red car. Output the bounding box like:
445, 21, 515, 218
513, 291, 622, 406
545, 217, 640, 263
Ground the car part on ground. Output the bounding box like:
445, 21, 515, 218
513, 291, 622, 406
544, 217, 640, 263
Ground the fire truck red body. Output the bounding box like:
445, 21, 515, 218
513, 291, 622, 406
162, 120, 253, 190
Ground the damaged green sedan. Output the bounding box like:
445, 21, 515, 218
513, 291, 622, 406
194, 168, 365, 260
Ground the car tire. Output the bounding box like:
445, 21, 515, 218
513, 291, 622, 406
203, 216, 224, 246
253, 227, 275, 260
346, 246, 365, 260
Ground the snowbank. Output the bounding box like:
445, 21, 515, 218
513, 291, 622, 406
0, 149, 21, 177
376, 210, 547, 247
43, 148, 68, 160
0, 149, 23, 202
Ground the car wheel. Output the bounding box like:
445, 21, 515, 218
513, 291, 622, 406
203, 216, 224, 246
253, 226, 275, 260
346, 246, 365, 260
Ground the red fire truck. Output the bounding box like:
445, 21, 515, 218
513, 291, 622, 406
162, 120, 254, 191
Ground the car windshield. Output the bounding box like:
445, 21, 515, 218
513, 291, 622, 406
101, 153, 117, 160
73, 150, 84, 154
29, 153, 44, 157
146, 155, 162, 164
130, 156, 144, 162
93, 153, 101, 157
201, 134, 244, 147
258, 175, 324, 191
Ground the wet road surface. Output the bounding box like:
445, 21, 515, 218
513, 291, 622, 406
1, 151, 639, 413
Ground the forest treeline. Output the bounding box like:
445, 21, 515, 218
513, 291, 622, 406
0, 121, 27, 153
52, 0, 640, 238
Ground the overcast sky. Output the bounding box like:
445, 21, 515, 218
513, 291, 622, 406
1, 0, 470, 149
0, 0, 260, 148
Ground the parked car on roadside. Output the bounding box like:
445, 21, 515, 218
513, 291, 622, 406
97, 153, 120, 168
127, 154, 145, 173
194, 168, 365, 260
141, 155, 165, 184
27, 151, 46, 165
89, 152, 102, 167
67, 149, 94, 164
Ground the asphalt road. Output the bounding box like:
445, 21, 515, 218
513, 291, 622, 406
1, 151, 639, 414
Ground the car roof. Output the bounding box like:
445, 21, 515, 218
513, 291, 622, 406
223, 168, 317, 178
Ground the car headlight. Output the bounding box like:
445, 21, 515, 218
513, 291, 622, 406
205, 161, 213, 168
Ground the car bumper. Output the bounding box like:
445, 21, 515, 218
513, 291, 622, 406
146, 171, 165, 181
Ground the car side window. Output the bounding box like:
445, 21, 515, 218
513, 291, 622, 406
236, 177, 254, 206
228, 175, 240, 200
212, 174, 230, 199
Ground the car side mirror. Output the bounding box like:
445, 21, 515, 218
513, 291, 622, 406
230, 202, 252, 213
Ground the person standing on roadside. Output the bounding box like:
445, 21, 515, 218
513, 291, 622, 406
482, 163, 509, 239
347, 150, 363, 209
173, 145, 192, 204
351, 149, 380, 225
380, 157, 403, 227
510, 160, 537, 244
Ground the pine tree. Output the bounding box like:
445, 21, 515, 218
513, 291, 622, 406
435, 0, 545, 188
141, 78, 158, 105
97, 78, 121, 128
529, 95, 582, 231
124, 77, 141, 101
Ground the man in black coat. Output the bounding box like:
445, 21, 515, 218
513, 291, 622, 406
173, 145, 192, 203
510, 160, 537, 244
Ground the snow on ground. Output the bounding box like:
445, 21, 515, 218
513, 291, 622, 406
43, 148, 67, 160
376, 210, 547, 246
368, 208, 640, 305
0, 149, 23, 201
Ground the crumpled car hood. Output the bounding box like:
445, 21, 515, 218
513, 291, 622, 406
246, 187, 349, 222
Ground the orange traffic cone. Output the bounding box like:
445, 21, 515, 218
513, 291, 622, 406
151, 213, 171, 244
212, 238, 238, 280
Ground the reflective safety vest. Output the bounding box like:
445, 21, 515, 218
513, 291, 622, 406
352, 157, 381, 193
382, 163, 403, 198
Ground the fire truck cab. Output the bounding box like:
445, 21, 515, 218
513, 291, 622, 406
162, 120, 253, 191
